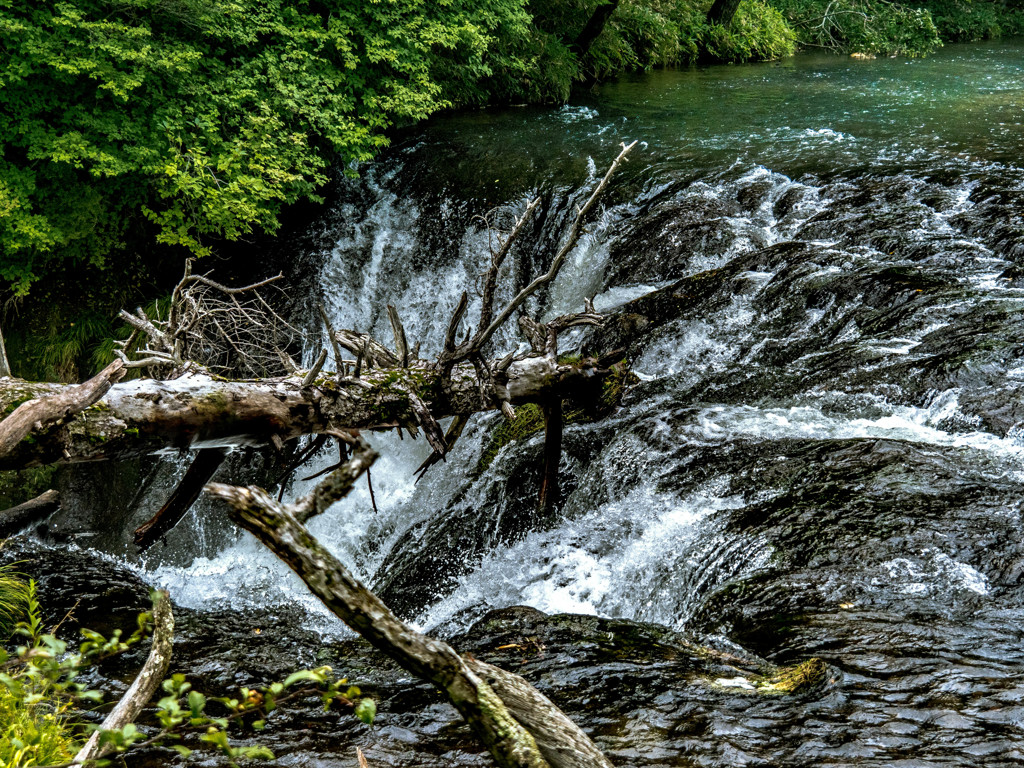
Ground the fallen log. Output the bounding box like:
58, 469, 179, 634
0, 359, 124, 459
0, 356, 607, 471
0, 489, 61, 537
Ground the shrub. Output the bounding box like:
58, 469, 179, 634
905, 0, 1024, 40
771, 0, 942, 55
701, 0, 798, 61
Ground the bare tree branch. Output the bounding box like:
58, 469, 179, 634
73, 591, 174, 764
0, 489, 60, 538
387, 305, 410, 367
477, 197, 542, 336
0, 359, 125, 459
446, 141, 636, 365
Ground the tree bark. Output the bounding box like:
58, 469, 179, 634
538, 401, 563, 514
73, 591, 174, 764
464, 658, 614, 768
570, 0, 622, 58
0, 489, 60, 537
207, 483, 551, 768
0, 357, 605, 471
707, 0, 742, 26
134, 447, 230, 551
0, 359, 124, 460
205, 436, 612, 768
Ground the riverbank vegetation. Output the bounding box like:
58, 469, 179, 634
0, 576, 78, 767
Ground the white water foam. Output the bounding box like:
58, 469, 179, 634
417, 480, 767, 633
879, 549, 991, 597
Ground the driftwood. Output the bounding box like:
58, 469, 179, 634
0, 489, 61, 537
464, 658, 613, 768
2, 145, 642, 768
207, 437, 609, 768
73, 590, 174, 764
538, 401, 563, 514
0, 356, 607, 471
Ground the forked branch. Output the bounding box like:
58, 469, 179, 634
447, 140, 636, 364
206, 436, 610, 768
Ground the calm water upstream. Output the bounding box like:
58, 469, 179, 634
21, 40, 1024, 766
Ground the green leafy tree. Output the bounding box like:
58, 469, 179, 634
0, 0, 528, 295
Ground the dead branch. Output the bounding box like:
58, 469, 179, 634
318, 303, 346, 374
477, 197, 542, 335
0, 322, 11, 378
134, 448, 230, 552
289, 434, 377, 523
414, 414, 469, 481
387, 305, 410, 367
0, 359, 125, 459
210, 477, 550, 767
442, 141, 635, 367
206, 438, 609, 768
302, 349, 329, 388
118, 263, 301, 380
73, 591, 174, 764
335, 330, 399, 369
406, 390, 447, 457
464, 658, 614, 768
206, 436, 610, 767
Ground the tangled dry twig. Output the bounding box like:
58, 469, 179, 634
114, 261, 304, 379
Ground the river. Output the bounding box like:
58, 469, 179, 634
21, 39, 1024, 766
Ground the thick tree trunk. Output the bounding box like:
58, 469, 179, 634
570, 0, 621, 58
707, 0, 742, 26
0, 357, 604, 471
0, 359, 124, 461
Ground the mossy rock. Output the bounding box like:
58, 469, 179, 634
755, 657, 829, 694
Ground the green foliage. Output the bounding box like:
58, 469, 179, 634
905, 0, 1024, 41
0, 585, 376, 767
0, 466, 57, 519
771, 0, 941, 55
700, 0, 797, 61
0, 581, 79, 767
0, 683, 76, 768
0, 562, 29, 642
0, 0, 525, 295
0, 0, 804, 322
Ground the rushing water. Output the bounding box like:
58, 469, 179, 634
23, 40, 1024, 765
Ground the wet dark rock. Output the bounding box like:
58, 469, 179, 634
4, 542, 845, 768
